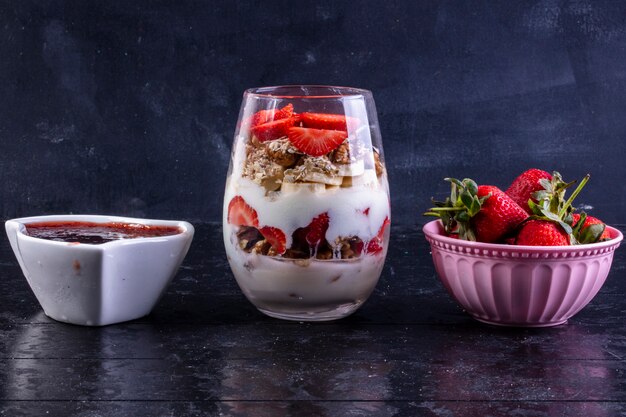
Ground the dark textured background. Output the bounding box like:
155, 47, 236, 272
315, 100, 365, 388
2, 0, 626, 226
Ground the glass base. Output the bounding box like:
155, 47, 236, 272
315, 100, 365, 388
257, 301, 362, 322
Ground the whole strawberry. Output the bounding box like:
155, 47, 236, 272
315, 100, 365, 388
425, 178, 528, 243
472, 185, 529, 243
514, 173, 603, 246
515, 220, 570, 246
572, 213, 611, 243
505, 168, 552, 213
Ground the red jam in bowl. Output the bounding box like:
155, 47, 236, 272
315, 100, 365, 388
25, 221, 182, 245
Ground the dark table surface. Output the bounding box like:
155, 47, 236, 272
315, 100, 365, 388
1, 223, 625, 416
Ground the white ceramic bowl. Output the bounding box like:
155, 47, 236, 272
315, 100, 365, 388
423, 220, 623, 327
5, 214, 194, 326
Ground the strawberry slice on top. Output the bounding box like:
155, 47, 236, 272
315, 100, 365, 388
274, 103, 294, 120
227, 196, 259, 227
287, 127, 347, 157
259, 226, 287, 254
300, 112, 360, 132
251, 117, 295, 142
249, 103, 294, 128
249, 109, 273, 128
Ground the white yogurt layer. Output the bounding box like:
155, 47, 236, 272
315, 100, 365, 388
223, 175, 390, 249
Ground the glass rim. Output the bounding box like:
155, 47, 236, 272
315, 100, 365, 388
244, 85, 371, 99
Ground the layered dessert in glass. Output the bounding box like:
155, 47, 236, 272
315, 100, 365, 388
223, 86, 390, 321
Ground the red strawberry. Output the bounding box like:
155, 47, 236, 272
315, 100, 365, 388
227, 196, 259, 227
249, 103, 294, 127
426, 178, 528, 242
515, 220, 570, 246
505, 169, 552, 213
251, 117, 295, 142
287, 127, 347, 157
305, 213, 330, 246
366, 216, 390, 254
471, 185, 529, 243
274, 103, 294, 120
572, 213, 611, 242
249, 109, 273, 128
300, 112, 359, 132
259, 226, 287, 254
502, 236, 516, 245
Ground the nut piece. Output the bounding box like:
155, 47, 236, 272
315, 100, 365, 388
237, 226, 263, 251
373, 150, 384, 177
334, 236, 364, 259
316, 246, 333, 260
266, 138, 301, 168
251, 240, 272, 255
332, 141, 351, 164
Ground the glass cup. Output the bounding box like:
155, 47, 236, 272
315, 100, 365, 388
223, 85, 390, 321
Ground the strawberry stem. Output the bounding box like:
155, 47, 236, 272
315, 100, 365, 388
558, 174, 590, 218
426, 207, 465, 212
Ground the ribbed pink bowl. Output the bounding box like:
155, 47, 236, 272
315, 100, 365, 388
423, 220, 623, 327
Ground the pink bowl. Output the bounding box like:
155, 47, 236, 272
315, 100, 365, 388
423, 220, 623, 327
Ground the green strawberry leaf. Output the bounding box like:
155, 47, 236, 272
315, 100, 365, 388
557, 220, 573, 235
527, 199, 543, 216
460, 190, 474, 209
456, 211, 470, 223
579, 223, 606, 244
469, 197, 482, 216
463, 178, 478, 195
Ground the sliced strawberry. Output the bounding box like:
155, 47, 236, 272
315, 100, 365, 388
288, 127, 347, 157
305, 213, 330, 246
274, 103, 294, 120
227, 196, 259, 227
249, 109, 273, 128
300, 112, 360, 132
249, 103, 294, 128
366, 216, 390, 254
259, 226, 287, 254
251, 117, 295, 142
365, 239, 382, 254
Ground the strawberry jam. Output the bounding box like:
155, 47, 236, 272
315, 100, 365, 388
25, 221, 182, 245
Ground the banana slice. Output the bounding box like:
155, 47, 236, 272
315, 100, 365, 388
302, 171, 344, 186
335, 159, 365, 177
281, 182, 326, 194
342, 169, 378, 188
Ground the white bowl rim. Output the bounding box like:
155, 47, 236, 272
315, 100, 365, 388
423, 219, 623, 253
6, 214, 194, 250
